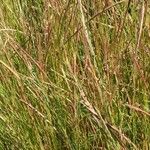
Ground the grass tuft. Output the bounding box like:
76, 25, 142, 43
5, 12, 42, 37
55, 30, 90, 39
0, 0, 150, 149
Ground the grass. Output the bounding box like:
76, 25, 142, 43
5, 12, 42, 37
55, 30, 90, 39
0, 0, 150, 149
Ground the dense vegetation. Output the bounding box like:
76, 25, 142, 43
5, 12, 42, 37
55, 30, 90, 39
0, 0, 150, 149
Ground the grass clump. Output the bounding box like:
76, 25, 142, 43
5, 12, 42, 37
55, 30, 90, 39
0, 0, 150, 149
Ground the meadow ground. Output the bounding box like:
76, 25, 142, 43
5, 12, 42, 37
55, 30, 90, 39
0, 0, 150, 149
